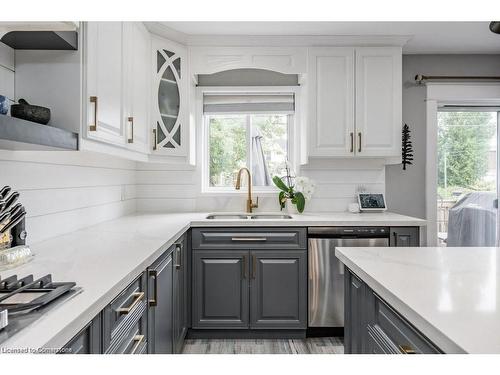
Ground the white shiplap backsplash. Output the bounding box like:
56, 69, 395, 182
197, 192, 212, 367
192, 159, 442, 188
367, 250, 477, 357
135, 158, 385, 213
0, 151, 137, 244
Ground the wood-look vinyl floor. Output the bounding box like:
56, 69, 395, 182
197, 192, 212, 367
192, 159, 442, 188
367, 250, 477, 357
182, 337, 344, 354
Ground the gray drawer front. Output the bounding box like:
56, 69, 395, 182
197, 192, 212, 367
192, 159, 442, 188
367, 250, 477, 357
373, 294, 440, 354
192, 228, 307, 250
103, 272, 147, 351
106, 306, 148, 354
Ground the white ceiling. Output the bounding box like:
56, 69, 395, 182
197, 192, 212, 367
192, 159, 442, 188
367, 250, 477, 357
160, 22, 500, 54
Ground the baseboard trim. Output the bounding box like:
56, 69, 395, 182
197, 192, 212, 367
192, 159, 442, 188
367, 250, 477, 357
187, 329, 306, 339
306, 327, 344, 338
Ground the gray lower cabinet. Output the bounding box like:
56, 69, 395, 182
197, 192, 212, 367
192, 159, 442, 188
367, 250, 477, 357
250, 250, 307, 329
60, 315, 101, 354
390, 227, 419, 247
148, 250, 174, 354
344, 267, 442, 354
192, 250, 249, 329
344, 270, 367, 354
191, 228, 308, 332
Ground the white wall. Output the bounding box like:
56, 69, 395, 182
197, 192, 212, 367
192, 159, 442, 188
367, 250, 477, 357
0, 42, 15, 103
135, 158, 385, 213
0, 151, 137, 244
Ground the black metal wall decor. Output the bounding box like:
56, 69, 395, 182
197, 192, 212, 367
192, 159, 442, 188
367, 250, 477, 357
402, 124, 414, 170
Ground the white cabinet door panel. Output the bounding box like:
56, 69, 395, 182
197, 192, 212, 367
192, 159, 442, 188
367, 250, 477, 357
355, 47, 402, 157
123, 22, 151, 153
85, 22, 125, 146
308, 47, 354, 157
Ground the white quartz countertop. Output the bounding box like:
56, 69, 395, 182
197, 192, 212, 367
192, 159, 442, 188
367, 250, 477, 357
335, 246, 500, 354
191, 211, 426, 227
0, 211, 424, 351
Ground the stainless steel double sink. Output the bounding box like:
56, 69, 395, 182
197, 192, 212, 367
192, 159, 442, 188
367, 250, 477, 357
206, 213, 293, 220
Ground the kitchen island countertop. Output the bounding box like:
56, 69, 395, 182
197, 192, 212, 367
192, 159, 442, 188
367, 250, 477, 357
336, 245, 500, 354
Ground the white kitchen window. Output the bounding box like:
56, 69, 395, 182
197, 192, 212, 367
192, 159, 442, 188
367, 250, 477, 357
199, 87, 298, 193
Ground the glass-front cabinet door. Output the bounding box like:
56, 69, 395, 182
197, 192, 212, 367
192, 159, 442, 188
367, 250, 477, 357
152, 37, 188, 156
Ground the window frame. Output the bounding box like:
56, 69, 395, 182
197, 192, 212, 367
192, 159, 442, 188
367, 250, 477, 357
196, 86, 301, 195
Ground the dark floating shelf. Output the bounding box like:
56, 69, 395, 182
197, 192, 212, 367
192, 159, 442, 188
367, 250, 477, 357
0, 31, 78, 50
0, 115, 78, 151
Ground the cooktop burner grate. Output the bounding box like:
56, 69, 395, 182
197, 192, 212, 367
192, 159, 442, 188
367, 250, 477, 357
0, 274, 76, 314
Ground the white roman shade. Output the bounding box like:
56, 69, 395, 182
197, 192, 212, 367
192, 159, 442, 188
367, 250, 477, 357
203, 93, 295, 114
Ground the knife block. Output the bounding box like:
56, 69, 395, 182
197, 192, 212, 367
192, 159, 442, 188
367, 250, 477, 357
0, 217, 27, 250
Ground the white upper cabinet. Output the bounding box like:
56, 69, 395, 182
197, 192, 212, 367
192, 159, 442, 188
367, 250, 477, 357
308, 47, 355, 157
307, 46, 402, 160
84, 22, 125, 146
123, 22, 151, 154
355, 47, 402, 157
151, 36, 188, 156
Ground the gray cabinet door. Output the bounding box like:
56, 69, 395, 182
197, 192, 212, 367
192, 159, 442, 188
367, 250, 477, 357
390, 227, 419, 247
148, 251, 174, 354
61, 314, 102, 354
192, 250, 249, 329
344, 269, 366, 354
173, 236, 188, 353
250, 250, 307, 329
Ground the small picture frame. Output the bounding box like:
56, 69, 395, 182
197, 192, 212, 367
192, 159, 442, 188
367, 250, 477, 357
357, 193, 387, 212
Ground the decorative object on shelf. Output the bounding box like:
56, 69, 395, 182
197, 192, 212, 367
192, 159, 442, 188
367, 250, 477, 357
10, 99, 51, 125
0, 95, 10, 115
402, 123, 414, 170
273, 162, 315, 214
489, 21, 500, 34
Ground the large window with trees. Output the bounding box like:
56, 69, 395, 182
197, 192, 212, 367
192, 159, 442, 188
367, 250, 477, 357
437, 109, 498, 247
207, 113, 289, 189
201, 88, 296, 192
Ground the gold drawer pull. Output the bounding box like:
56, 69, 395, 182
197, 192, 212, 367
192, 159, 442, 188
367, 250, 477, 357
231, 237, 267, 241
89, 96, 98, 131
152, 129, 157, 150
117, 292, 144, 315
130, 334, 145, 354
399, 345, 416, 354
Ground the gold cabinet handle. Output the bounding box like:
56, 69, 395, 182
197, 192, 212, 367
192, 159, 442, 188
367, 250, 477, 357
231, 237, 267, 242
130, 335, 145, 354
117, 291, 144, 315
350, 132, 354, 153
89, 96, 98, 131
152, 129, 157, 150
358, 132, 362, 153
175, 243, 182, 269
242, 255, 247, 279
127, 116, 134, 143
148, 270, 158, 307
252, 254, 257, 279
399, 345, 416, 354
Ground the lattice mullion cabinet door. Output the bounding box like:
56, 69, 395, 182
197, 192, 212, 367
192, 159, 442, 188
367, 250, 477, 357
151, 36, 188, 156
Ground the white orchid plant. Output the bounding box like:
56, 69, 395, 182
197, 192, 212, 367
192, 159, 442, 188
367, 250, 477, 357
272, 162, 315, 213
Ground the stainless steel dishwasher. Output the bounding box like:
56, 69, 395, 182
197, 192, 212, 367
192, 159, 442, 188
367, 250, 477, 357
308, 227, 389, 328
